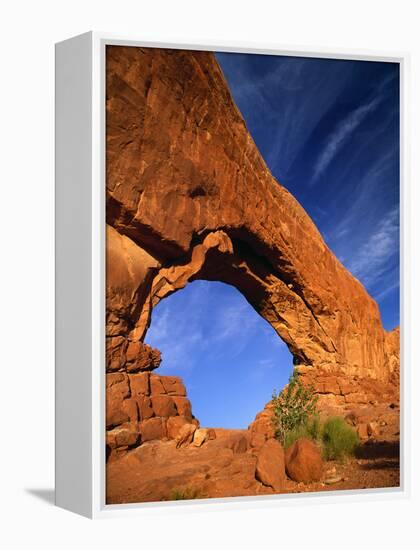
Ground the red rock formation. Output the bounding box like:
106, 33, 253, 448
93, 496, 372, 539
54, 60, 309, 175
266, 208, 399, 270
105, 45, 400, 457
106, 365, 198, 459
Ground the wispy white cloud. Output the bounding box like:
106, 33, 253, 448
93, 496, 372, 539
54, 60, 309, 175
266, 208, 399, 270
326, 145, 398, 247
311, 71, 398, 187
218, 53, 357, 179
312, 96, 382, 184
348, 207, 399, 288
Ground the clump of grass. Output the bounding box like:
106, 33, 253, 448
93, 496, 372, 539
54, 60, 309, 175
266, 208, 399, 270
321, 416, 360, 461
169, 487, 204, 501
284, 415, 322, 449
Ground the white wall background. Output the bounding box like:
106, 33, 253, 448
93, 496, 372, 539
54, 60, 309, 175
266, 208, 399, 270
1, 0, 419, 547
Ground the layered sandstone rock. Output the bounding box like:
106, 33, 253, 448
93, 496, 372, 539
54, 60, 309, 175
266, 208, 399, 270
106, 366, 198, 458
105, 46, 400, 453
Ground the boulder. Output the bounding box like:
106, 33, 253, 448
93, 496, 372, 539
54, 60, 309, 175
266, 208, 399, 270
139, 417, 167, 442
285, 438, 323, 483
175, 423, 197, 448
166, 416, 192, 440
255, 439, 286, 491
193, 428, 210, 447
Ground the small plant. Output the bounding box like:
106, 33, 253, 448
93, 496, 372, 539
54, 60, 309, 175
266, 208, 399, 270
307, 414, 322, 441
284, 423, 312, 449
169, 487, 203, 501
321, 416, 359, 461
283, 414, 322, 449
272, 371, 318, 445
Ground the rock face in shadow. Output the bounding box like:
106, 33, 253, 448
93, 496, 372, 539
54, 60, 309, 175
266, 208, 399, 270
105, 46, 399, 439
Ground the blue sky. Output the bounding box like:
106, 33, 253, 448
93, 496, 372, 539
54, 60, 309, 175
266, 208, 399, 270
145, 281, 291, 428
145, 53, 400, 429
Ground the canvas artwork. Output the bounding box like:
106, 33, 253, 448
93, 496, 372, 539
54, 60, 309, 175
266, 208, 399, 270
105, 46, 400, 504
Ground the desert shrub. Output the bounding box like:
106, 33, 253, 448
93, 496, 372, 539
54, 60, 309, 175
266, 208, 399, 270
307, 414, 322, 441
169, 487, 203, 501
284, 423, 312, 449
321, 416, 359, 461
283, 414, 322, 449
272, 371, 318, 445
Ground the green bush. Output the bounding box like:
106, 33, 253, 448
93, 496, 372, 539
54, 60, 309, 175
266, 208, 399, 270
283, 414, 322, 449
272, 371, 318, 445
321, 416, 359, 461
307, 414, 322, 441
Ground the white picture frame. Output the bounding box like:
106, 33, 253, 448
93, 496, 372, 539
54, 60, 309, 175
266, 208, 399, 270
55, 31, 410, 519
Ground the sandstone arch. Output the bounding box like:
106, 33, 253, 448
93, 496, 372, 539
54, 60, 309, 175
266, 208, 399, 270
105, 50, 402, 471
106, 45, 398, 398
104, 46, 401, 505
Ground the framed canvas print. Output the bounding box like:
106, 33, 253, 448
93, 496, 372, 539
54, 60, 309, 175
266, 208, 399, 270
55, 32, 408, 518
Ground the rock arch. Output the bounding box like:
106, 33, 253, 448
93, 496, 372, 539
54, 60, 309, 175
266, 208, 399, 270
105, 46, 399, 449
106, 46, 399, 466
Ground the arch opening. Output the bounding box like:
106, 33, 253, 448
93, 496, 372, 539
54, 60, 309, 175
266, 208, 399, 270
144, 280, 294, 429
